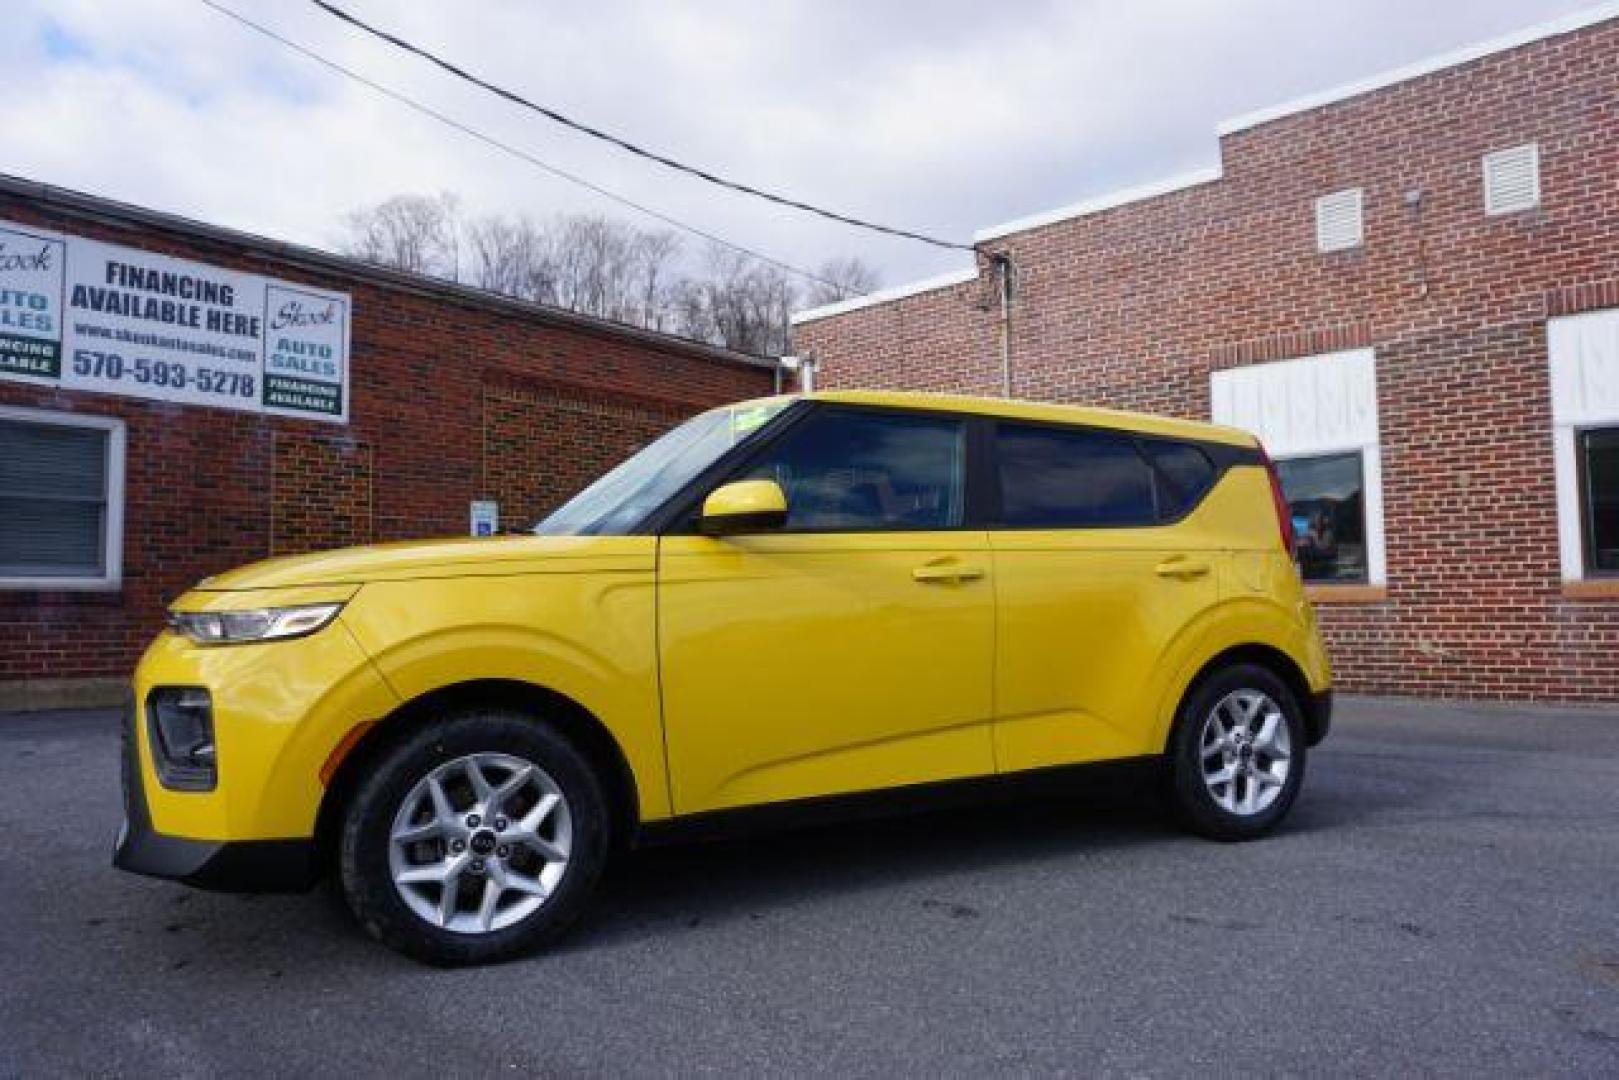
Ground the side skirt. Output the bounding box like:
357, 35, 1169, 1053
634, 755, 1166, 848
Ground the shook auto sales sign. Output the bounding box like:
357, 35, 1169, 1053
0, 218, 350, 423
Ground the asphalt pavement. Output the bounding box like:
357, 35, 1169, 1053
2, 696, 1617, 1077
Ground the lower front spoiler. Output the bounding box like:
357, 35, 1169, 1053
114, 692, 319, 893
113, 817, 318, 894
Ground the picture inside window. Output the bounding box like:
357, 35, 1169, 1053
1583, 427, 1619, 574
1274, 452, 1367, 583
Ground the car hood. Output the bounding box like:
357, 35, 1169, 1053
195, 534, 656, 591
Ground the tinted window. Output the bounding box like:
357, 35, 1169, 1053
1275, 452, 1367, 583
737, 409, 964, 531
1582, 427, 1619, 574
996, 424, 1156, 527
1145, 440, 1216, 518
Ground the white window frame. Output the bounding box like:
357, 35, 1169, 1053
0, 404, 125, 591
1210, 348, 1387, 586
1548, 309, 1619, 582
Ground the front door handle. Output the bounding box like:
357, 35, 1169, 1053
912, 563, 986, 585
1155, 556, 1211, 580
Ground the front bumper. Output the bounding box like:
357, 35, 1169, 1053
114, 696, 318, 892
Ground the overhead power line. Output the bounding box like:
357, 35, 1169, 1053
306, 0, 975, 253
197, 0, 848, 291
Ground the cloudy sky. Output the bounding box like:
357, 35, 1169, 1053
5, 0, 1599, 294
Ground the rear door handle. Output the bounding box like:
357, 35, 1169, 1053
912, 563, 986, 585
1155, 556, 1211, 580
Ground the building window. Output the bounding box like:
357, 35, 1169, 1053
1548, 309, 1619, 584
1275, 452, 1367, 583
1483, 143, 1540, 216
0, 407, 125, 590
1579, 428, 1618, 575
1314, 188, 1363, 253
1210, 347, 1386, 587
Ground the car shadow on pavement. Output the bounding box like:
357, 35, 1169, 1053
589, 786, 1235, 944
569, 743, 1453, 952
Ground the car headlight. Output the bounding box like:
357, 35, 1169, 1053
168, 603, 344, 645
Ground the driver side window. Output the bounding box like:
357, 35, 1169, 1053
736, 408, 965, 531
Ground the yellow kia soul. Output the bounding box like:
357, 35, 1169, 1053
116, 391, 1331, 964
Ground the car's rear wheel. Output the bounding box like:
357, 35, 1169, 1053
337, 709, 610, 965
1167, 663, 1307, 841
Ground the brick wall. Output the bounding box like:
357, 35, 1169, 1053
0, 194, 771, 683
794, 17, 1619, 703
482, 375, 692, 528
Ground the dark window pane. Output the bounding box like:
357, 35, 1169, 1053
0, 418, 110, 579
1583, 427, 1619, 574
1275, 452, 1366, 583
738, 409, 964, 531
0, 497, 106, 575
996, 424, 1156, 527
1146, 441, 1216, 518
0, 420, 106, 499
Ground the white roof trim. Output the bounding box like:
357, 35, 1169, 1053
972, 166, 1223, 243
1217, 1, 1619, 135
790, 266, 979, 324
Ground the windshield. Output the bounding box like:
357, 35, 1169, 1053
534, 399, 791, 535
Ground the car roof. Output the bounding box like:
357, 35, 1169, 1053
771, 389, 1258, 449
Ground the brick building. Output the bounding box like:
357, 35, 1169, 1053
792, 7, 1619, 703
0, 176, 773, 708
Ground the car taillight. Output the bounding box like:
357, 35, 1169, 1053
1258, 445, 1296, 555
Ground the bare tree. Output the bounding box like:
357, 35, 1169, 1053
631, 228, 682, 331
338, 192, 876, 356
464, 213, 543, 297
807, 256, 880, 306
668, 245, 796, 355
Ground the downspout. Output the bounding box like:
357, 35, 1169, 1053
992, 252, 1017, 397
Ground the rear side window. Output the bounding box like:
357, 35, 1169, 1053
995, 423, 1156, 527
1144, 440, 1216, 519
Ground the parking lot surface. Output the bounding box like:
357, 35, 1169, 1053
2, 697, 1617, 1077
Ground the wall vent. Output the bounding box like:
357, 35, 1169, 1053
1483, 143, 1540, 215
1314, 188, 1363, 253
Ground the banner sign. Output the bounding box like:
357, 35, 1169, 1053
0, 218, 350, 423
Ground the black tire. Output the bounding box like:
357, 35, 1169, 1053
1167, 662, 1307, 842
338, 709, 611, 966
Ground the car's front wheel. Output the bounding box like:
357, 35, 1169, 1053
337, 709, 610, 965
1167, 663, 1307, 841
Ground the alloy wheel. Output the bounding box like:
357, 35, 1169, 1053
1198, 689, 1292, 816
387, 751, 573, 934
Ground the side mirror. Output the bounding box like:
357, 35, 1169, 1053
699, 479, 788, 536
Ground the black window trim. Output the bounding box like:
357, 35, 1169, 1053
643, 400, 1261, 538
1577, 423, 1619, 579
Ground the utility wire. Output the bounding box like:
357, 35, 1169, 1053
197, 0, 848, 291
307, 0, 975, 253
